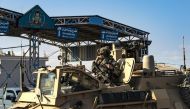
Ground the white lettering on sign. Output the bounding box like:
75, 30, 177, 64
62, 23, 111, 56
57, 27, 78, 39
0, 20, 9, 33
101, 30, 118, 41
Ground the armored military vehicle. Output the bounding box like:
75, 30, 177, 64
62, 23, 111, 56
0, 4, 189, 109
10, 41, 190, 109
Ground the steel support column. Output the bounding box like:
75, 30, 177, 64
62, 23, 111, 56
29, 35, 40, 74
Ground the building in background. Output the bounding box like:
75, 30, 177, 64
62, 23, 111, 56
0, 53, 48, 88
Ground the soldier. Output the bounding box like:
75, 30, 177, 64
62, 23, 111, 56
92, 47, 107, 82
92, 46, 121, 85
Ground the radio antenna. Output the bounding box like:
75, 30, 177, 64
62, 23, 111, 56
183, 36, 186, 70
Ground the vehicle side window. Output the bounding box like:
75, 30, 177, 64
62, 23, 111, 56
60, 70, 99, 94
6, 90, 16, 101
40, 73, 56, 95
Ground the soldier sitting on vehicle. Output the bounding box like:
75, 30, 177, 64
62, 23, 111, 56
92, 46, 121, 85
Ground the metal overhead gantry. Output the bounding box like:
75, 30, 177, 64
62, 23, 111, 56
0, 6, 149, 46
52, 15, 149, 39
0, 7, 22, 22
0, 5, 150, 73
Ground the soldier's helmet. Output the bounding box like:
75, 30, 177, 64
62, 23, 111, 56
97, 49, 100, 55
99, 46, 111, 56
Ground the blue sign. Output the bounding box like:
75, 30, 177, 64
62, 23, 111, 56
57, 27, 78, 39
0, 20, 9, 33
101, 30, 118, 41
19, 5, 54, 29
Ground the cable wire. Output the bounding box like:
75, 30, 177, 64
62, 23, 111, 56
0, 45, 29, 50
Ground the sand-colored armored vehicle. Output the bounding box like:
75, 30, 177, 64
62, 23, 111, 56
0, 5, 189, 109
10, 43, 190, 109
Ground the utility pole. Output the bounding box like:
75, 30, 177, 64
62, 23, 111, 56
183, 36, 186, 70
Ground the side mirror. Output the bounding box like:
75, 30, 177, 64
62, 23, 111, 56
58, 55, 62, 60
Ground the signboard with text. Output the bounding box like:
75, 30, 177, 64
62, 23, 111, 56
101, 30, 118, 41
57, 27, 78, 40
0, 20, 9, 33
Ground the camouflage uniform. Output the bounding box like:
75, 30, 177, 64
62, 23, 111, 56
92, 46, 121, 85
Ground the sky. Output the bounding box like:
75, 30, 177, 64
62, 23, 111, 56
0, 0, 190, 68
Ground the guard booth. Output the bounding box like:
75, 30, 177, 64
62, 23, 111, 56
0, 5, 150, 72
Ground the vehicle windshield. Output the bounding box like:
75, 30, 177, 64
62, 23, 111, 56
40, 72, 56, 95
